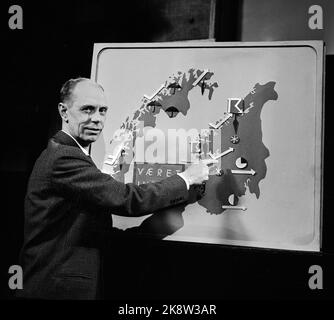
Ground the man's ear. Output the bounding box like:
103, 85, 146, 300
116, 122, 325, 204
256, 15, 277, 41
58, 103, 68, 122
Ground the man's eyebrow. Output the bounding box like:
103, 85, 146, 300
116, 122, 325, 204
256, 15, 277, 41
80, 104, 108, 109
80, 104, 95, 108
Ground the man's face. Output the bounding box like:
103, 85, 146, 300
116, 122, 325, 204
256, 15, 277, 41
63, 81, 109, 146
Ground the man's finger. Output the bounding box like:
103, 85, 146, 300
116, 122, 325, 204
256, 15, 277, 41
201, 159, 219, 166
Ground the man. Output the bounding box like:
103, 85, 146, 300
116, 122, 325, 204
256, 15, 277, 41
17, 78, 216, 300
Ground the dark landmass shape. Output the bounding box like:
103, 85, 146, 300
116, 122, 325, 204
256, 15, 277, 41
198, 81, 278, 214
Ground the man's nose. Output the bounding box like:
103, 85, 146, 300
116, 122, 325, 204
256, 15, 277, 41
91, 112, 104, 123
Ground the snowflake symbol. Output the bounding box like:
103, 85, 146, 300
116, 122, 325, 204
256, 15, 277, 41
230, 135, 240, 144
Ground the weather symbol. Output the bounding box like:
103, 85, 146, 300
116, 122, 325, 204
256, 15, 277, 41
230, 113, 240, 144
227, 98, 244, 114
165, 106, 179, 118
233, 115, 239, 133
230, 135, 240, 144
208, 147, 234, 160
208, 113, 233, 129
191, 70, 209, 95
167, 82, 182, 95
147, 100, 162, 113
201, 80, 206, 95
231, 169, 256, 175
143, 84, 165, 101
222, 205, 247, 211
222, 194, 247, 211
228, 194, 238, 206
192, 69, 209, 86
197, 75, 210, 95
235, 157, 248, 169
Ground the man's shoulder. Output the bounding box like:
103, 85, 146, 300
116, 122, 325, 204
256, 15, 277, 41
48, 137, 85, 158
44, 131, 87, 158
44, 142, 93, 175
33, 132, 91, 171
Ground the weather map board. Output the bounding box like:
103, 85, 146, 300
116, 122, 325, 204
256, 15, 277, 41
90, 42, 324, 251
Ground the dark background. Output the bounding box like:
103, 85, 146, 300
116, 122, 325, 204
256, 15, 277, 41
1, 0, 333, 300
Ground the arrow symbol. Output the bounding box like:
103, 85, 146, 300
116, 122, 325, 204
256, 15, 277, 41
143, 84, 165, 101
231, 169, 256, 175
222, 205, 247, 211
192, 69, 209, 87
209, 113, 233, 129
208, 147, 234, 160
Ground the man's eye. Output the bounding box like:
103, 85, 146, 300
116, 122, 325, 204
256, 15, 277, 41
83, 107, 94, 113
100, 108, 108, 114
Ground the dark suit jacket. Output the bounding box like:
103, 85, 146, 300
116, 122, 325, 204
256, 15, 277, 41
17, 131, 188, 300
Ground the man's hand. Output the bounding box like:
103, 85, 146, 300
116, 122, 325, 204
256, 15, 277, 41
181, 159, 218, 186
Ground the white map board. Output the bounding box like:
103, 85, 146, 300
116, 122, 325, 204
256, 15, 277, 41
90, 41, 324, 251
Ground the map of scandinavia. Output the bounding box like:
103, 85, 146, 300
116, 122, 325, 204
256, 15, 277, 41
105, 68, 278, 215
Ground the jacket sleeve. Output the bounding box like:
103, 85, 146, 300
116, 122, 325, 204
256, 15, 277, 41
51, 149, 189, 217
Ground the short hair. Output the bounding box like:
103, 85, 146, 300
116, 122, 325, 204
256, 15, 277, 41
59, 77, 104, 106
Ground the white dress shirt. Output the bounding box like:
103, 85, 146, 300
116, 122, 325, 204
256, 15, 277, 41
61, 130, 89, 156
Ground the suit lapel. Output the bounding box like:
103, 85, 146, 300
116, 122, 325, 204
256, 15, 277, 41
50, 131, 96, 164
52, 130, 80, 149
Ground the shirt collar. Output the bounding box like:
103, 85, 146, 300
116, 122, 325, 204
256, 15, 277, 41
61, 130, 90, 156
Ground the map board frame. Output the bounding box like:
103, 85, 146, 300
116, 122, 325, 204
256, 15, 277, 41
90, 41, 324, 252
